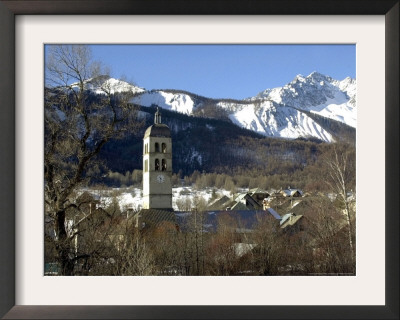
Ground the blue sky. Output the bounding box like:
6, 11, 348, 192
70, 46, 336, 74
88, 44, 354, 100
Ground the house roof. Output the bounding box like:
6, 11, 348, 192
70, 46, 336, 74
231, 193, 263, 211
280, 213, 292, 225
266, 208, 282, 220
136, 209, 176, 228
207, 195, 231, 210
231, 201, 248, 211
269, 190, 285, 197
175, 210, 277, 232
249, 188, 269, 195
280, 213, 303, 228
76, 191, 101, 203
282, 189, 303, 197
235, 193, 247, 202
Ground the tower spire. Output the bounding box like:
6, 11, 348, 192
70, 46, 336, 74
154, 107, 162, 124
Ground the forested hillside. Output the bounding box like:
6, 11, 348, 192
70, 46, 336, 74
99, 106, 355, 191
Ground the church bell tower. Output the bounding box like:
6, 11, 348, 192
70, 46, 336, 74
142, 108, 173, 210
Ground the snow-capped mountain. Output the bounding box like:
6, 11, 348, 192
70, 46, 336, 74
254, 72, 356, 128
217, 71, 357, 142
83, 73, 356, 143
72, 75, 145, 95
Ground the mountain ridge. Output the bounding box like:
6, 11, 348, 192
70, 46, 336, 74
80, 72, 356, 143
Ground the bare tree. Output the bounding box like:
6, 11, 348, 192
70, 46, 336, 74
44, 45, 143, 275
324, 144, 356, 269
124, 231, 156, 276
206, 213, 240, 275
174, 195, 208, 275
191, 196, 207, 275
299, 197, 353, 274
146, 222, 183, 275
252, 215, 283, 275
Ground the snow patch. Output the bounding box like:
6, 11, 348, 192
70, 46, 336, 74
72, 76, 145, 95
132, 91, 195, 114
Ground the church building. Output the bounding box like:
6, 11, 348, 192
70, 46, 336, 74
142, 108, 173, 210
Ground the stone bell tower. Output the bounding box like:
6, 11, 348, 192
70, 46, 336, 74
142, 108, 173, 210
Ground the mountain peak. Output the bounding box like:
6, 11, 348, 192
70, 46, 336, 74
309, 71, 324, 77
307, 71, 332, 82
292, 72, 331, 84
76, 75, 145, 95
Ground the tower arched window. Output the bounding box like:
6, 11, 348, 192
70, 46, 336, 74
144, 160, 148, 172
162, 143, 167, 153
155, 142, 160, 153
155, 159, 160, 171
162, 159, 167, 171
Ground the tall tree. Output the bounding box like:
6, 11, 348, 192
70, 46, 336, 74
44, 45, 143, 275
252, 215, 284, 275
324, 143, 356, 270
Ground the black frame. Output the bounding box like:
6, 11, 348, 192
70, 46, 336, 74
0, 0, 398, 319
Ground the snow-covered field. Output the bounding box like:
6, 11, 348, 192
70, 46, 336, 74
81, 186, 233, 212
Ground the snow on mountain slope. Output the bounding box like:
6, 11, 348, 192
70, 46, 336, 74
73, 75, 145, 95
221, 100, 334, 142
131, 90, 195, 115
255, 72, 356, 128
308, 98, 356, 128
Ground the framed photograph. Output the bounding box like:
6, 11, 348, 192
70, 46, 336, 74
1, 0, 398, 319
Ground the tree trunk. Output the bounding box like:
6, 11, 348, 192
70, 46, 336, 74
55, 209, 74, 275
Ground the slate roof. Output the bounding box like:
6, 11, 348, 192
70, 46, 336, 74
207, 195, 231, 210
230, 201, 248, 211
235, 193, 247, 202
174, 209, 279, 232
135, 209, 176, 228
249, 188, 270, 196
266, 208, 282, 220
231, 193, 262, 210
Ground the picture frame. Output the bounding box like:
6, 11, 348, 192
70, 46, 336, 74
0, 0, 398, 319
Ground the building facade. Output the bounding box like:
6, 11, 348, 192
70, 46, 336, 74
142, 108, 173, 210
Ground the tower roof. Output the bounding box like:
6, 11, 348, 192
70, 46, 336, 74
144, 107, 170, 138
144, 123, 171, 138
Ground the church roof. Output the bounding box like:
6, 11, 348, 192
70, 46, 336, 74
135, 209, 176, 228
144, 123, 171, 138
